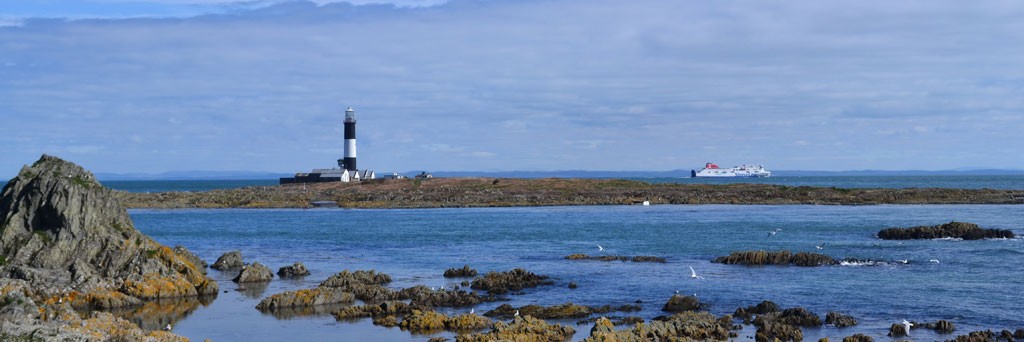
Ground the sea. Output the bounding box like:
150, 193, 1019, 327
10, 176, 1024, 341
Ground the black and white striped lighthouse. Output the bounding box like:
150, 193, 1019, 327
338, 106, 357, 171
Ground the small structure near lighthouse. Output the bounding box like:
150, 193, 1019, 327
280, 106, 375, 184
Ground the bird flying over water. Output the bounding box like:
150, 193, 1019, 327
929, 259, 940, 264
597, 244, 604, 251
815, 243, 825, 250
767, 228, 783, 238
689, 266, 705, 280
897, 259, 909, 264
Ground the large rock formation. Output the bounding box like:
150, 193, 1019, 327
713, 250, 838, 266
583, 311, 732, 341
470, 268, 553, 294
877, 221, 1015, 240
0, 155, 218, 339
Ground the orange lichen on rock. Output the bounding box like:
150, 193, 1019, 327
399, 309, 448, 333
64, 311, 188, 342
121, 274, 198, 300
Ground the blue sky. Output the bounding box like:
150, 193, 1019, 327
2, 0, 1024, 176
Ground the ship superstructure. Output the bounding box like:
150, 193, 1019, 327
691, 162, 770, 178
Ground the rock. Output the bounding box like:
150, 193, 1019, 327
878, 221, 1015, 240
713, 250, 837, 266
934, 319, 956, 334
400, 285, 491, 307
277, 262, 310, 278
443, 265, 478, 278
757, 321, 803, 342
1015, 329, 1024, 339
819, 338, 829, 342
334, 301, 425, 320
589, 317, 615, 335
373, 315, 399, 327
457, 315, 575, 342
948, 330, 995, 342
427, 337, 449, 342
211, 251, 244, 270
445, 313, 493, 331
0, 155, 214, 340
470, 268, 553, 294
563, 254, 666, 263
842, 333, 874, 342
662, 294, 704, 312
734, 300, 781, 319
888, 323, 910, 337
233, 262, 273, 283
1000, 330, 1015, 340
754, 307, 822, 327
825, 311, 858, 328
320, 270, 392, 287
174, 245, 208, 271
568, 282, 578, 289
399, 309, 448, 333
485, 303, 592, 319
255, 287, 354, 311
583, 311, 730, 341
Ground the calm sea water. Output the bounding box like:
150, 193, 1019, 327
130, 204, 1024, 341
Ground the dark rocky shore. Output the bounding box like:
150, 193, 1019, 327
114, 177, 1024, 209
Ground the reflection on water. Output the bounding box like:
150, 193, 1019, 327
98, 295, 217, 331
258, 302, 350, 319
237, 282, 270, 299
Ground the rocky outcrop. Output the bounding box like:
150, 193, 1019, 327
444, 265, 477, 278
320, 269, 392, 287
754, 307, 822, 327
457, 315, 575, 342
713, 250, 838, 266
277, 262, 310, 278
565, 254, 667, 263
842, 333, 873, 342
401, 285, 490, 307
825, 311, 858, 328
233, 262, 273, 283
255, 287, 354, 311
583, 311, 731, 341
734, 300, 781, 320
211, 251, 244, 270
662, 294, 705, 312
947, 330, 995, 342
0, 155, 217, 340
878, 221, 1015, 240
334, 301, 425, 320
756, 321, 803, 342
888, 323, 910, 337
485, 303, 591, 319
470, 268, 553, 294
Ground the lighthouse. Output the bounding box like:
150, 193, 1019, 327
339, 106, 357, 171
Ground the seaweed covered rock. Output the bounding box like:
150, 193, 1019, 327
842, 333, 873, 342
878, 221, 1015, 240
255, 287, 354, 311
457, 315, 575, 342
320, 270, 392, 287
734, 300, 781, 320
713, 250, 837, 266
754, 307, 822, 327
662, 294, 705, 312
399, 309, 448, 333
444, 265, 478, 278
583, 311, 731, 342
211, 251, 244, 270
564, 254, 667, 263
277, 262, 311, 278
756, 322, 803, 342
825, 311, 858, 328
947, 330, 995, 342
470, 268, 553, 294
233, 262, 273, 283
485, 303, 592, 319
334, 301, 425, 320
401, 285, 491, 307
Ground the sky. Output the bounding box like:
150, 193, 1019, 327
2, 0, 1024, 176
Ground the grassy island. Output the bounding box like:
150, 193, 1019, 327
115, 178, 1024, 209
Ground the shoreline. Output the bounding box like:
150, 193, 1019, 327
114, 177, 1024, 209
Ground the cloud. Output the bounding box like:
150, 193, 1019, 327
2, 0, 1024, 176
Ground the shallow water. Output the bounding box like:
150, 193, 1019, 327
130, 204, 1024, 341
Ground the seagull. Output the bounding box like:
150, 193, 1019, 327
689, 266, 705, 280
514, 310, 520, 317
597, 244, 604, 252
767, 228, 783, 238
470, 308, 475, 314
815, 243, 825, 250
901, 319, 913, 336
897, 259, 909, 264
929, 259, 940, 264
439, 285, 445, 291
164, 324, 172, 331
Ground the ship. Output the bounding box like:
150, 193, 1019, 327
691, 162, 771, 178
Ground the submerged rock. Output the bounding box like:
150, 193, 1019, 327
734, 300, 781, 320
877, 221, 1015, 240
443, 265, 478, 278
713, 250, 838, 266
842, 333, 873, 342
564, 254, 667, 263
233, 262, 273, 283
470, 268, 553, 294
211, 251, 244, 270
277, 262, 310, 278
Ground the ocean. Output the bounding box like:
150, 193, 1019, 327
128, 204, 1024, 341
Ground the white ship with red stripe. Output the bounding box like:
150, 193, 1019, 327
691, 162, 771, 178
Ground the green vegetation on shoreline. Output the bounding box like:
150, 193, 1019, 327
114, 177, 1024, 209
